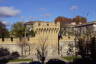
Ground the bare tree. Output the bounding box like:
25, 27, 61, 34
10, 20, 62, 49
17, 38, 31, 57
36, 37, 48, 64
76, 37, 96, 60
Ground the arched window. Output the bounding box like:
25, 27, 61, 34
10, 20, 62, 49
38, 23, 41, 26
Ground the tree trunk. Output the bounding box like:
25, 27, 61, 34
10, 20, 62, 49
21, 46, 23, 57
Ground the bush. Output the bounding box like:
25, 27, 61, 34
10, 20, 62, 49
0, 48, 20, 63
0, 48, 10, 64
63, 56, 81, 62
0, 48, 10, 57
10, 51, 20, 59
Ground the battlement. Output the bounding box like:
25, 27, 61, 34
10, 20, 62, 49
0, 37, 36, 44
33, 22, 60, 27
0, 38, 19, 44
27, 22, 60, 33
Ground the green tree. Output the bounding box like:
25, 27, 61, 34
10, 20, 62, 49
11, 22, 25, 40
11, 22, 35, 56
11, 22, 35, 39
77, 37, 96, 60
0, 21, 9, 39
11, 22, 35, 38
73, 16, 87, 24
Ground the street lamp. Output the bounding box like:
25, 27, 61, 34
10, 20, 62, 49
58, 31, 62, 55
74, 26, 79, 56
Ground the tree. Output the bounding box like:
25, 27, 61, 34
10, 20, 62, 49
17, 38, 31, 57
11, 22, 25, 40
0, 21, 9, 39
89, 37, 96, 60
36, 37, 48, 64
77, 37, 96, 60
54, 16, 72, 28
55, 16, 72, 23
77, 38, 87, 58
54, 16, 87, 26
72, 16, 87, 25
11, 22, 35, 57
11, 22, 35, 41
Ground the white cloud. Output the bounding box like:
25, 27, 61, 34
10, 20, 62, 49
1, 21, 8, 25
70, 5, 78, 11
0, 20, 12, 26
0, 6, 21, 17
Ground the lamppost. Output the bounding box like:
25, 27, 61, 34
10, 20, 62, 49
24, 24, 27, 39
74, 26, 79, 56
58, 31, 62, 55
24, 23, 32, 55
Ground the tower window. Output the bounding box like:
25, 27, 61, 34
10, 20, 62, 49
47, 24, 49, 26
38, 23, 40, 26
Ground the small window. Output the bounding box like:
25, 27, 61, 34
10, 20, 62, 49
11, 37, 13, 42
47, 24, 49, 26
38, 23, 40, 26
2, 37, 4, 42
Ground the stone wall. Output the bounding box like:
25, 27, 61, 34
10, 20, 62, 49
0, 37, 76, 59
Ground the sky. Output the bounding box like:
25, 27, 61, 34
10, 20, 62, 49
0, 0, 96, 26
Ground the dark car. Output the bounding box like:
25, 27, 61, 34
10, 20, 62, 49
29, 61, 41, 64
46, 59, 66, 64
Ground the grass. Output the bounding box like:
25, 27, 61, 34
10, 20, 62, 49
9, 59, 32, 62
63, 56, 81, 62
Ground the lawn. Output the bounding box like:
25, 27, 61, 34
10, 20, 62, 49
9, 59, 32, 62
63, 56, 81, 62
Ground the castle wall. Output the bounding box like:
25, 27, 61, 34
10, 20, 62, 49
0, 21, 76, 59
0, 38, 75, 58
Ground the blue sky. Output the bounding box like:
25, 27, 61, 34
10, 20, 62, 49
0, 0, 96, 25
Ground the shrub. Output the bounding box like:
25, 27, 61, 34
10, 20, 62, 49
10, 51, 20, 59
